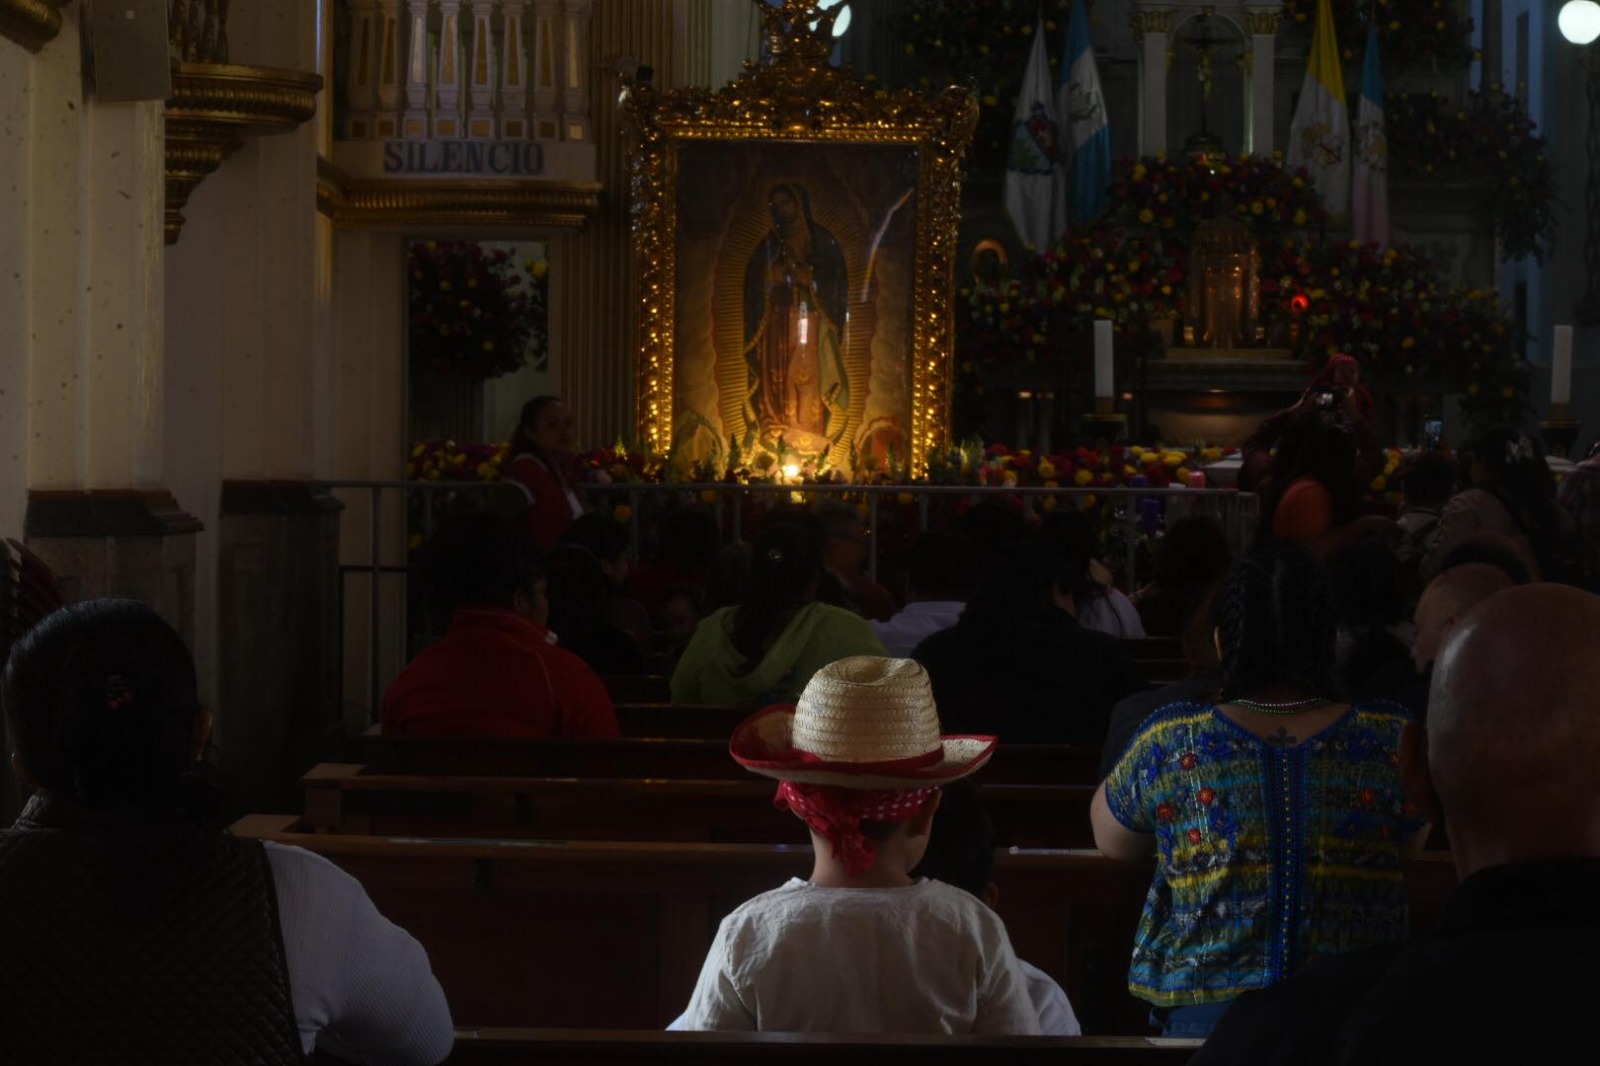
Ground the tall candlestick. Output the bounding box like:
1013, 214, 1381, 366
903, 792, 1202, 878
1553, 325, 1574, 406
1093, 320, 1114, 399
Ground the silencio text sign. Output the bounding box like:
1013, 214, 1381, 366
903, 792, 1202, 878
383, 139, 544, 177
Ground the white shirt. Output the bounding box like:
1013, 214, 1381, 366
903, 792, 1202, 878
676, 878, 1041, 1035
870, 601, 966, 658
1019, 959, 1082, 1036
1077, 588, 1146, 639
265, 842, 455, 1064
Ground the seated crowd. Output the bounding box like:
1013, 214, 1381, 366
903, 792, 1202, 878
3, 405, 1599, 1062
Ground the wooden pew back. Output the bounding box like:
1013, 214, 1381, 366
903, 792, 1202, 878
353, 732, 1104, 785
236, 817, 1457, 1037
300, 763, 1098, 847
436, 1029, 1201, 1064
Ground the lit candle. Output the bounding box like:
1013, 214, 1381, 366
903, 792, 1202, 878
1094, 320, 1114, 399
1553, 325, 1573, 407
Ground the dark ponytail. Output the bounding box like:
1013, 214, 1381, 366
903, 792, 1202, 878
731, 523, 822, 672
1216, 542, 1337, 702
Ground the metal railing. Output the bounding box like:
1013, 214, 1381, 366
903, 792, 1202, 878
328, 479, 1258, 720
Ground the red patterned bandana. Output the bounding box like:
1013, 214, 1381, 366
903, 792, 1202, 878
775, 782, 939, 876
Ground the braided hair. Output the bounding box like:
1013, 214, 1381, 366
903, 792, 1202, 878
1216, 542, 1338, 702
730, 522, 823, 671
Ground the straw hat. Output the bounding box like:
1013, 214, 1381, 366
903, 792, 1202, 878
729, 656, 997, 789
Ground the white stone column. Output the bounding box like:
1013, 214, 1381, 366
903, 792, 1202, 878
435, 0, 465, 137
500, 0, 531, 138
466, 0, 497, 138
1135, 10, 1174, 156
403, 0, 432, 138
532, 0, 561, 140
1245, 8, 1280, 156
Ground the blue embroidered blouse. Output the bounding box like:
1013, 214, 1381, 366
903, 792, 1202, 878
1102, 699, 1424, 1006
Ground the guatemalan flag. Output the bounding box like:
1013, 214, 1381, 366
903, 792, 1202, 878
1352, 27, 1389, 246
1058, 0, 1111, 227
1286, 0, 1350, 216
1003, 17, 1065, 250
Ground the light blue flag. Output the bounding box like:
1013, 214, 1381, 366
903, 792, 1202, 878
1058, 0, 1111, 227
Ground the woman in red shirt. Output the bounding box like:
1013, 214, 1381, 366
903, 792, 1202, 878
503, 395, 583, 548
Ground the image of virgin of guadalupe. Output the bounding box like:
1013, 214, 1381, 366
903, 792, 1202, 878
742, 182, 850, 457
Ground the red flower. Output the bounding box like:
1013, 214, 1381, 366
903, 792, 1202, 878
1360, 787, 1377, 808
1186, 828, 1203, 845
1156, 802, 1176, 823
1179, 752, 1198, 771
1198, 787, 1216, 806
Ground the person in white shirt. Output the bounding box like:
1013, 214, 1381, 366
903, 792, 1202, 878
909, 779, 1082, 1035
871, 531, 976, 658
674, 657, 1039, 1035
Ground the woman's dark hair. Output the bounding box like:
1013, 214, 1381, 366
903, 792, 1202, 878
1402, 453, 1455, 506
1037, 510, 1102, 600
959, 539, 1070, 631
1153, 516, 1232, 592
417, 511, 544, 624
1216, 542, 1338, 701
655, 507, 720, 572
730, 522, 823, 670
509, 395, 567, 482
3, 600, 208, 816
564, 512, 630, 566
544, 545, 609, 638
1466, 427, 1594, 586
908, 531, 978, 602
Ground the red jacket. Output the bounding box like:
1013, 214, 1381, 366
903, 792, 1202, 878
503, 452, 577, 548
381, 608, 620, 738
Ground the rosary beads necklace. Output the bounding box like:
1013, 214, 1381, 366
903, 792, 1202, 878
1230, 696, 1333, 716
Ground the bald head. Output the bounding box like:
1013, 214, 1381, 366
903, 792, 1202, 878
1411, 564, 1515, 673
1427, 584, 1600, 869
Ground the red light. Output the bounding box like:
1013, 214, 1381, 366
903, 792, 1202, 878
1290, 294, 1310, 314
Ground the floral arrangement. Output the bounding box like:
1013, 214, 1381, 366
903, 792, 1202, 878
1279, 0, 1475, 71
407, 439, 508, 481
1384, 89, 1555, 262
1103, 155, 1326, 240
927, 442, 1229, 494
408, 241, 540, 381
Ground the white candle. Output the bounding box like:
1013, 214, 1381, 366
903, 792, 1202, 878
1553, 325, 1573, 407
1094, 320, 1114, 399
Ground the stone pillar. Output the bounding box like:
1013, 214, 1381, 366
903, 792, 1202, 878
1134, 10, 1174, 156
0, 7, 198, 625
164, 0, 336, 812
1245, 9, 1280, 156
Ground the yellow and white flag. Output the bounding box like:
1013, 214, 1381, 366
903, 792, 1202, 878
1287, 0, 1350, 216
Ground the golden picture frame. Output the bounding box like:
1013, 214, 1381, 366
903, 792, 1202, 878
622, 2, 976, 478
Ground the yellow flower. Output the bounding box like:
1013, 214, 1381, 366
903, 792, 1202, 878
410, 443, 426, 458
1401, 336, 1416, 349
1043, 479, 1059, 489
476, 462, 496, 479
1131, 446, 1146, 459
1042, 495, 1059, 512
1037, 459, 1057, 480
1003, 471, 1019, 487
1074, 469, 1094, 486
1079, 494, 1097, 510
532, 261, 549, 279
1163, 451, 1186, 467
1174, 467, 1192, 483
1138, 209, 1155, 224
1293, 209, 1308, 225
1251, 201, 1265, 215
613, 504, 633, 523
1132, 164, 1148, 181
1371, 475, 1388, 492
439, 281, 452, 291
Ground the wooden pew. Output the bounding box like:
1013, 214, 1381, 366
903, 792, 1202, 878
434, 1029, 1202, 1064
603, 675, 673, 703
353, 731, 1104, 785
299, 763, 1098, 847
614, 703, 747, 739
235, 816, 1458, 1037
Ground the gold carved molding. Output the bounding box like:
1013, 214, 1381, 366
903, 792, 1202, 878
316, 158, 602, 230
620, 0, 977, 476
164, 62, 323, 244
0, 0, 61, 53
1244, 8, 1283, 35
1130, 9, 1175, 41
